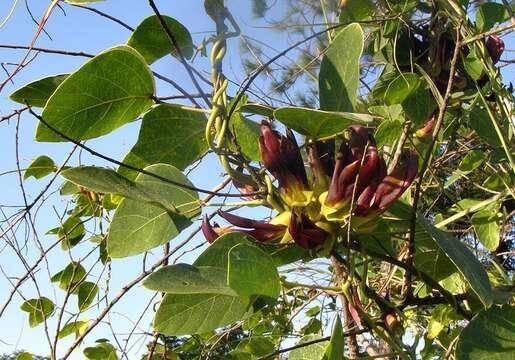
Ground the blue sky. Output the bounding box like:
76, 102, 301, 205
0, 1, 295, 358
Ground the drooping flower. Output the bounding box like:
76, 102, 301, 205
288, 211, 329, 249
323, 126, 384, 211
201, 210, 288, 244
415, 115, 435, 139
355, 151, 418, 217
486, 35, 505, 64
259, 121, 310, 206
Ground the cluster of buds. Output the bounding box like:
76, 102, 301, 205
203, 122, 418, 249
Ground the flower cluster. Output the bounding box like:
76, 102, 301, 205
203, 122, 418, 249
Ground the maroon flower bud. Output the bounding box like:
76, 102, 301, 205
415, 116, 435, 139
372, 151, 418, 210
308, 140, 335, 182
288, 212, 329, 249
259, 121, 308, 197
201, 210, 286, 243
202, 214, 220, 244
486, 35, 505, 64
325, 126, 385, 208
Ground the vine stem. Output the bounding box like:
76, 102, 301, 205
402, 24, 462, 302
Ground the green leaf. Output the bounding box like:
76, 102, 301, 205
239, 103, 275, 117
16, 352, 33, 360
427, 305, 462, 339
384, 73, 421, 105
58, 216, 85, 250
153, 292, 248, 336
319, 23, 364, 112
118, 104, 207, 180
374, 118, 403, 148
476, 3, 509, 32
456, 305, 515, 359
78, 282, 98, 311
194, 232, 255, 268
231, 112, 261, 161
128, 15, 194, 64
84, 342, 118, 360
107, 164, 199, 258
418, 216, 493, 307
234, 336, 275, 357
227, 243, 281, 305
20, 297, 55, 327
402, 86, 436, 125
36, 45, 154, 142
143, 264, 233, 295
339, 0, 374, 23
288, 335, 326, 360
273, 107, 372, 138
463, 51, 484, 80
51, 262, 86, 291
469, 107, 502, 147
471, 208, 501, 251
61, 164, 199, 215
458, 150, 486, 173
58, 320, 89, 339
23, 155, 56, 180
323, 316, 344, 360
10, 74, 68, 107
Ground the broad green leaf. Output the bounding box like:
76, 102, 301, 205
463, 51, 484, 80
227, 243, 281, 305
23, 155, 56, 180
61, 165, 199, 215
288, 335, 327, 360
340, 0, 374, 23
427, 305, 462, 339
153, 292, 248, 336
107, 164, 199, 258
10, 74, 68, 107
471, 208, 501, 251
84, 342, 118, 360
194, 232, 255, 268
418, 216, 493, 307
323, 316, 344, 360
143, 264, 233, 295
231, 112, 261, 161
128, 15, 194, 64
37, 45, 154, 142
402, 86, 436, 125
20, 297, 55, 327
118, 104, 207, 179
269, 245, 312, 267
234, 336, 275, 358
384, 73, 421, 105
16, 352, 33, 360
58, 320, 89, 339
239, 103, 275, 117
319, 23, 364, 112
78, 282, 98, 311
58, 216, 85, 250
469, 106, 502, 147
369, 104, 403, 120
476, 3, 509, 32
456, 305, 515, 359
273, 107, 372, 138
374, 118, 403, 148
51, 262, 86, 291
458, 150, 486, 173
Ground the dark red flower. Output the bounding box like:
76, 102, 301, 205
288, 212, 329, 249
325, 126, 385, 208
259, 121, 308, 199
201, 210, 287, 243
486, 35, 504, 64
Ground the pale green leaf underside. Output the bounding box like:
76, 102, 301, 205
37, 45, 154, 142
273, 107, 372, 138
118, 104, 207, 180
10, 74, 68, 108
319, 23, 364, 112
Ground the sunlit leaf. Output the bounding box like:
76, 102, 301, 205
10, 74, 68, 107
